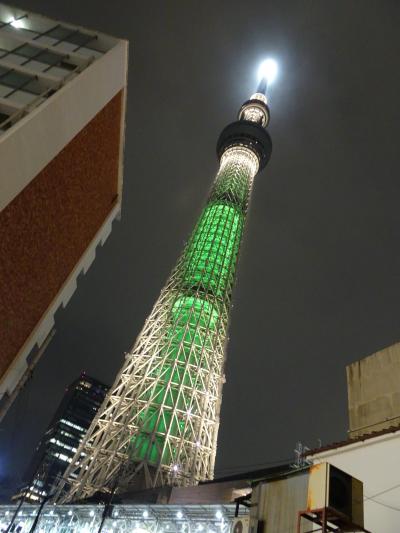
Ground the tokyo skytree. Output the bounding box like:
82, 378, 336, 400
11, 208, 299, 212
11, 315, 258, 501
55, 59, 276, 502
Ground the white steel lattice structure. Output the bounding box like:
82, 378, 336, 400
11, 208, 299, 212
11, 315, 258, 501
55, 79, 273, 503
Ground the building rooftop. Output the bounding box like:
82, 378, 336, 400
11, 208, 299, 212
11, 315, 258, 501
307, 425, 400, 456
0, 2, 121, 133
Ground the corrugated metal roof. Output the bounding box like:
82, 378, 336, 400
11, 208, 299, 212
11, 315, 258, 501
307, 425, 400, 456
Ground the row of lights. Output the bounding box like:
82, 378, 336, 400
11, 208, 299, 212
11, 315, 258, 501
2, 509, 224, 518
2, 508, 224, 518
0, 515, 226, 533
139, 509, 223, 520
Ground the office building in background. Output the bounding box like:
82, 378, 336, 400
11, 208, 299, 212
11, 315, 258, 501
0, 2, 128, 419
14, 373, 109, 503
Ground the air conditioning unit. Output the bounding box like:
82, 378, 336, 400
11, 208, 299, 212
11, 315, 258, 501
231, 515, 250, 533
307, 462, 364, 527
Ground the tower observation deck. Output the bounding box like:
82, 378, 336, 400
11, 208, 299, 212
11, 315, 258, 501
55, 66, 274, 502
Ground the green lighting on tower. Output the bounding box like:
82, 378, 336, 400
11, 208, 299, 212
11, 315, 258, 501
127, 150, 252, 466
56, 60, 275, 502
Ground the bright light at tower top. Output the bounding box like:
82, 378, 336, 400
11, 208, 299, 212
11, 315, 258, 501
257, 58, 278, 85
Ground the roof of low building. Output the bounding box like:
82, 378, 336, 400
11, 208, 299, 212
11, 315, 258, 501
307, 424, 400, 456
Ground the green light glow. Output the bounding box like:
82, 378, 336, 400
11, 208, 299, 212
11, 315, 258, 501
128, 149, 255, 469
54, 121, 265, 498
183, 203, 243, 297
130, 296, 220, 464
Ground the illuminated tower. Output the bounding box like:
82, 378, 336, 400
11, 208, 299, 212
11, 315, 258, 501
56, 60, 276, 502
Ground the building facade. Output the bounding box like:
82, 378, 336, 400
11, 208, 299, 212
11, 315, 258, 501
309, 428, 400, 533
0, 3, 128, 419
307, 340, 400, 532
16, 373, 109, 503
347, 340, 400, 438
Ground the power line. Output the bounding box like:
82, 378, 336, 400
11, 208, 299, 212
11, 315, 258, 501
363, 482, 400, 512
366, 497, 400, 512
364, 482, 400, 500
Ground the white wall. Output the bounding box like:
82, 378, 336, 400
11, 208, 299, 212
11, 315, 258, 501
310, 431, 400, 532
0, 39, 128, 212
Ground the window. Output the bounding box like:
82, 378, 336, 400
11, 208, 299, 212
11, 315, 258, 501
46, 25, 74, 41
0, 65, 10, 77
64, 31, 94, 47
1, 71, 42, 95
58, 60, 75, 71
42, 25, 95, 49
1, 69, 32, 89
13, 44, 68, 67
36, 49, 64, 66
0, 111, 10, 130
15, 43, 39, 58
10, 90, 39, 104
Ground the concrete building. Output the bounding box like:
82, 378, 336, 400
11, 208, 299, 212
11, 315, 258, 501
246, 463, 365, 533
14, 373, 109, 503
307, 341, 400, 533
309, 428, 400, 533
347, 340, 400, 438
0, 3, 128, 419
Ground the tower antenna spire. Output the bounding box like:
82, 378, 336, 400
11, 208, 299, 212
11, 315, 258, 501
257, 57, 278, 96
256, 77, 268, 96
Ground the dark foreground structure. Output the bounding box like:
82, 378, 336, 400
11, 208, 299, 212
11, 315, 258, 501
0, 461, 369, 532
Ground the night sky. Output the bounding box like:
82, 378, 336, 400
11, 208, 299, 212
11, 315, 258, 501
1, 1, 400, 497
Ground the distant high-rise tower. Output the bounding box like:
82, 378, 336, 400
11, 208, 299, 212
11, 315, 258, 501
14, 374, 108, 503
56, 69, 273, 502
